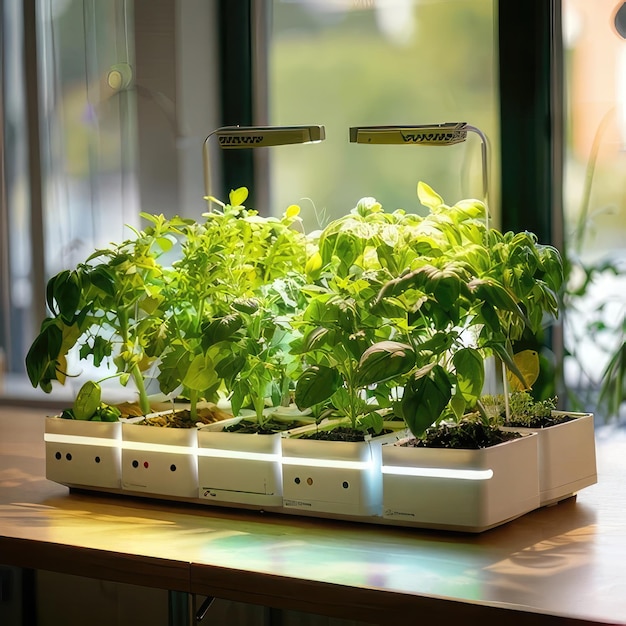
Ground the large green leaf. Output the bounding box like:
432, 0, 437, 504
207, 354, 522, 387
294, 365, 342, 409
24, 320, 63, 388
73, 381, 102, 420
202, 314, 243, 346
182, 353, 218, 392
452, 347, 484, 404
468, 277, 519, 312
401, 365, 452, 437
417, 181, 444, 210
355, 341, 415, 387
88, 266, 116, 298
49, 270, 81, 323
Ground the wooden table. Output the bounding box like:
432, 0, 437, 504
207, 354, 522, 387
1, 406, 625, 625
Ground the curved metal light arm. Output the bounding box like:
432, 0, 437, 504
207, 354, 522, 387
203, 125, 326, 204
349, 122, 490, 228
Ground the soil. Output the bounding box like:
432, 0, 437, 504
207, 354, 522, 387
224, 419, 306, 435
502, 413, 576, 429
300, 427, 392, 443
137, 407, 229, 428
407, 420, 521, 450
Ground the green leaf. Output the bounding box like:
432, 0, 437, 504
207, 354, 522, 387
91, 336, 113, 367
229, 187, 248, 208
450, 390, 467, 420
413, 332, 455, 357
232, 298, 259, 314
88, 266, 116, 298
356, 410, 384, 435
202, 314, 243, 346
158, 347, 190, 395
468, 277, 523, 314
52, 270, 81, 323
401, 365, 452, 437
73, 381, 102, 420
24, 320, 63, 388
156, 235, 175, 252
417, 181, 444, 210
356, 341, 415, 387
183, 353, 218, 392
452, 347, 485, 404
295, 365, 342, 409
215, 352, 247, 386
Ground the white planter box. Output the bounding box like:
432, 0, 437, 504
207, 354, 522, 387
502, 411, 597, 506
44, 416, 122, 489
197, 420, 283, 507
281, 422, 408, 517
121, 416, 198, 498
197, 408, 314, 507
381, 432, 540, 532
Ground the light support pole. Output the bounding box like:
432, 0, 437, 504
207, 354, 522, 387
349, 122, 490, 230
202, 125, 326, 208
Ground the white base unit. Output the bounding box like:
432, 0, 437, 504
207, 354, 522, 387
45, 417, 122, 489
381, 432, 540, 532
41, 412, 598, 533
121, 418, 198, 498
281, 424, 407, 517
503, 411, 597, 506
197, 419, 283, 507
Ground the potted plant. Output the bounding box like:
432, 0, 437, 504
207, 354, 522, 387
26, 213, 194, 492
44, 379, 124, 490
25, 211, 193, 413
365, 182, 566, 530
158, 188, 315, 506
488, 390, 597, 507
281, 197, 412, 517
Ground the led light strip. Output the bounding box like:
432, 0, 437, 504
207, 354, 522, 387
381, 465, 493, 480
44, 435, 492, 479
121, 441, 197, 455
197, 448, 280, 463
44, 433, 120, 448
281, 456, 372, 470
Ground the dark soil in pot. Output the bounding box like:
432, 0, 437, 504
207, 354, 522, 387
408, 420, 522, 450
224, 419, 306, 435
138, 406, 229, 428
300, 426, 393, 443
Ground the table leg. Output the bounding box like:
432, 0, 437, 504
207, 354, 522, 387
168, 590, 190, 626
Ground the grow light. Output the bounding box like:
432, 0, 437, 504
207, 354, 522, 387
381, 465, 494, 481
44, 433, 120, 448
281, 456, 373, 471
349, 122, 490, 223
203, 124, 326, 200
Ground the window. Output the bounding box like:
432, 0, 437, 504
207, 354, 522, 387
562, 0, 626, 419
268, 0, 499, 231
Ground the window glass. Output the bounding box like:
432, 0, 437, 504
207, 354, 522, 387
562, 0, 626, 420
37, 0, 140, 276
1, 1, 32, 372
268, 0, 499, 230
